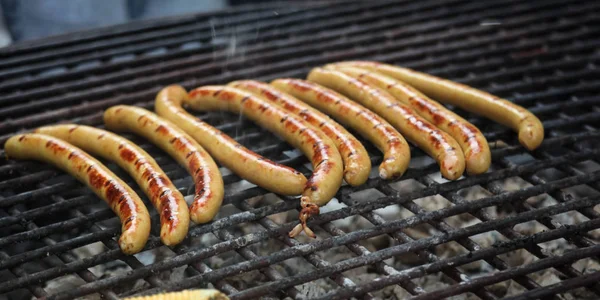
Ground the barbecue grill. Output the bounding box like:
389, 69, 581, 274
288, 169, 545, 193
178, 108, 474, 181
1, 0, 600, 299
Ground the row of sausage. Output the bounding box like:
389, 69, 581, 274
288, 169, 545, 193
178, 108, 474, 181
4, 61, 544, 254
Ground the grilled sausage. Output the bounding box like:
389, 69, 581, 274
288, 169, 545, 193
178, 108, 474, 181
4, 134, 151, 254
155, 85, 307, 196
308, 68, 465, 180
104, 105, 224, 225
35, 125, 189, 246
187, 86, 344, 238
331, 61, 545, 150
271, 78, 410, 179
228, 80, 371, 186
333, 66, 491, 175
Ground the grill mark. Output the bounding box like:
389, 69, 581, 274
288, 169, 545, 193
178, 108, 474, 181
68, 126, 78, 133
45, 140, 67, 153
218, 90, 235, 101
261, 89, 279, 101
119, 147, 137, 162
189, 88, 211, 98
432, 113, 446, 125
155, 125, 169, 135
257, 103, 269, 112
88, 167, 107, 189
186, 150, 198, 158
315, 158, 329, 169
428, 129, 445, 150
118, 198, 134, 224
105, 182, 126, 206
159, 189, 169, 199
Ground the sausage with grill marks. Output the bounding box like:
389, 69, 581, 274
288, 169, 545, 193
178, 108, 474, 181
333, 66, 491, 175
187, 86, 344, 238
331, 61, 544, 150
4, 133, 151, 254
308, 68, 465, 180
104, 105, 224, 225
155, 85, 307, 196
271, 78, 410, 180
35, 124, 189, 246
228, 80, 371, 186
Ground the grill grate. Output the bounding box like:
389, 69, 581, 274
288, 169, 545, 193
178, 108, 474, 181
1, 0, 600, 299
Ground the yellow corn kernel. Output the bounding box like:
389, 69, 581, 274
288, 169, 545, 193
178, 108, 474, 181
124, 289, 229, 300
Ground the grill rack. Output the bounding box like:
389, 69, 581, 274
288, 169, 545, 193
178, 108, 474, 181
0, 0, 600, 299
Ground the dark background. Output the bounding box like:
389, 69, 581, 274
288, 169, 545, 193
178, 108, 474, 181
0, 0, 271, 46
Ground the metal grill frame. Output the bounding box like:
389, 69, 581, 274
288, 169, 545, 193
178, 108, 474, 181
1, 0, 600, 299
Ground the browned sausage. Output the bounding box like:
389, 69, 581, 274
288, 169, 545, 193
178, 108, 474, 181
155, 85, 307, 196
35, 124, 189, 246
271, 78, 411, 179
104, 105, 224, 225
308, 67, 466, 180
332, 66, 491, 175
4, 133, 151, 254
187, 86, 344, 238
330, 61, 544, 150
228, 80, 371, 186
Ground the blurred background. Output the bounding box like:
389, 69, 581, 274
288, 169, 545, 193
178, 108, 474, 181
0, 0, 270, 47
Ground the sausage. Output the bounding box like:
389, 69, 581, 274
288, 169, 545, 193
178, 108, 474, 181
187, 86, 344, 238
104, 105, 224, 225
308, 68, 465, 180
4, 134, 151, 254
271, 78, 410, 180
228, 80, 371, 186
332, 66, 491, 175
155, 85, 307, 196
35, 125, 189, 246
330, 61, 545, 150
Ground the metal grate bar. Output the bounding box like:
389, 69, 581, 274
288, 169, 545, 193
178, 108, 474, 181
0, 0, 506, 94
234, 200, 371, 300
1, 1, 599, 298
313, 208, 600, 300
0, 1, 329, 57
223, 170, 600, 299
0, 18, 594, 139
0, 132, 589, 269
42, 151, 599, 299
0, 0, 592, 116
0, 1, 397, 80
0, 2, 339, 70
335, 194, 495, 298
